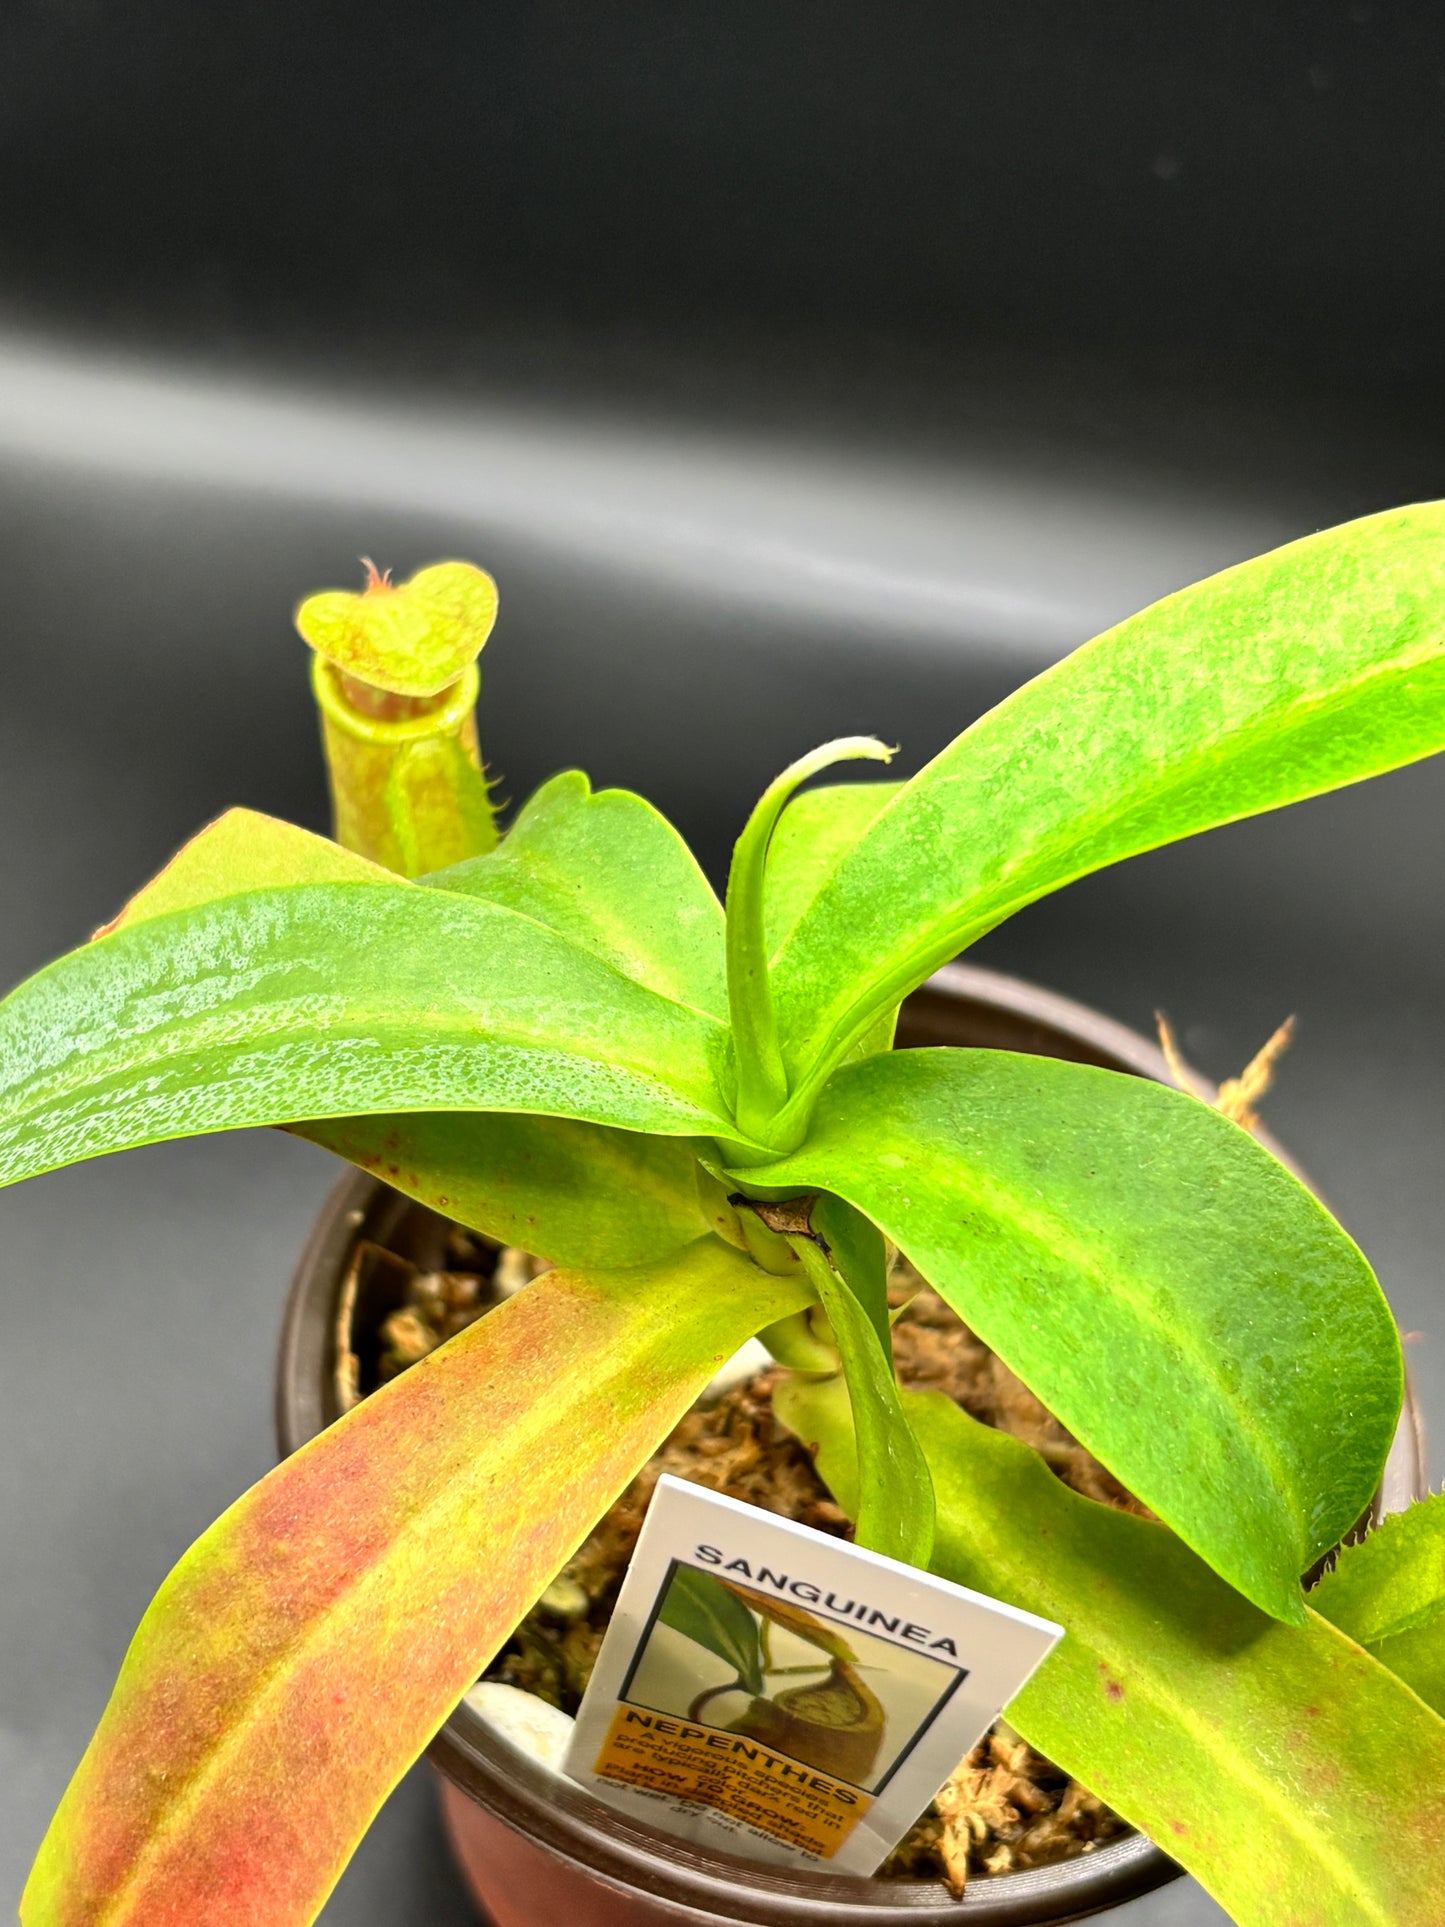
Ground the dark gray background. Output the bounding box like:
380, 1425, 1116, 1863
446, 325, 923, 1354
3, 6, 1445, 1922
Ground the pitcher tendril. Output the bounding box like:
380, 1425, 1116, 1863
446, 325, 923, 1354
725, 736, 894, 1147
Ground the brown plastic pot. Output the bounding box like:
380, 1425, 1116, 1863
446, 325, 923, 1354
276, 962, 1428, 1926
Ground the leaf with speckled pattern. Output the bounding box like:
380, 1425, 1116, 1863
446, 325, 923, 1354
769, 505, 1445, 1125
93, 807, 714, 1262
0, 878, 738, 1193
23, 1237, 810, 1927
736, 1049, 1400, 1622
760, 780, 901, 958
778, 1376, 1445, 1927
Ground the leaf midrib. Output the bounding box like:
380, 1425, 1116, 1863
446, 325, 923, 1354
1024, 1584, 1398, 1924
903, 1141, 1305, 1576
934, 1419, 1402, 1924
90, 1313, 673, 1925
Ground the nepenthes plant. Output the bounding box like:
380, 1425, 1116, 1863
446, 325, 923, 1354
9, 505, 1445, 1925
663, 1568, 887, 1784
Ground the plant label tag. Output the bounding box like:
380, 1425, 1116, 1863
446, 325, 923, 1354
563, 1475, 1063, 1875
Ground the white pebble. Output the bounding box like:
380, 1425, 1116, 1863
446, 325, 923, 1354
463, 1681, 576, 1772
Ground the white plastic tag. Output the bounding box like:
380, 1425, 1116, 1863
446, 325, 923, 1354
564, 1475, 1062, 1874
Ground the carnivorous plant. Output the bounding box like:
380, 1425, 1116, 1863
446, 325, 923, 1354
11, 508, 1445, 1926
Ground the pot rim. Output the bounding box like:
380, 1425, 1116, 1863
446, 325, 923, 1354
275, 961, 1428, 1925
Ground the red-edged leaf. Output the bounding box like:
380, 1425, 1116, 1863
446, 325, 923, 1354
23, 1236, 806, 1927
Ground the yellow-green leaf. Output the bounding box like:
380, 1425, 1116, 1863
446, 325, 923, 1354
736, 1049, 1400, 1622
779, 1375, 1445, 1927
770, 505, 1445, 1122
0, 880, 734, 1194
23, 1237, 808, 1927
761, 780, 901, 959
294, 1109, 709, 1268
96, 808, 393, 936
1313, 1493, 1445, 1714
427, 772, 727, 1017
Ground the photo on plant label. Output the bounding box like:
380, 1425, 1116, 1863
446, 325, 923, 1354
621, 1563, 968, 1793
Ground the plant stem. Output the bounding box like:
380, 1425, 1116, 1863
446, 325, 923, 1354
759, 1307, 840, 1371
786, 1232, 935, 1566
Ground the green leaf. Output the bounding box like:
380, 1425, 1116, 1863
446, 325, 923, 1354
293, 1110, 709, 1268
735, 1049, 1401, 1622
23, 1238, 810, 1927
0, 881, 736, 1193
763, 783, 904, 1070
778, 1375, 1445, 1927
761, 781, 901, 958
658, 1565, 766, 1694
97, 807, 396, 936
726, 741, 894, 1143
811, 1191, 891, 1353
1313, 1494, 1445, 1714
787, 1234, 935, 1568
425, 771, 728, 1018
75, 806, 720, 1262
770, 505, 1445, 1123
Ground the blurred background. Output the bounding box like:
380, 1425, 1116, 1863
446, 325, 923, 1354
3, 6, 1444, 1921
